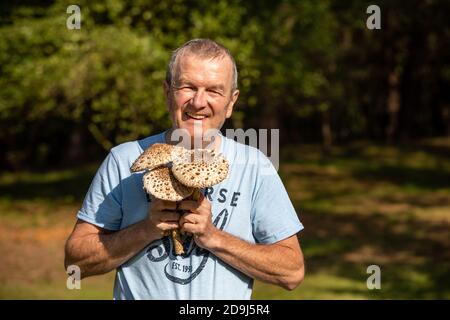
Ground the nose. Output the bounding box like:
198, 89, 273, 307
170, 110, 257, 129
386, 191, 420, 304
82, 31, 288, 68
191, 89, 207, 110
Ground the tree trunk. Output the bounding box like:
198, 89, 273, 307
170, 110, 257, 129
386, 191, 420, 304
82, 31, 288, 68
321, 108, 332, 154
386, 70, 400, 143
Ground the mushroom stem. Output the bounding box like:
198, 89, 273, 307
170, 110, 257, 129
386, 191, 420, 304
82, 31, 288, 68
191, 188, 201, 201
162, 229, 184, 255
171, 229, 184, 255
170, 189, 201, 255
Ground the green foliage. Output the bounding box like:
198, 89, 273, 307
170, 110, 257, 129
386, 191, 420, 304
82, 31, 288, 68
0, 0, 449, 168
1, 6, 170, 158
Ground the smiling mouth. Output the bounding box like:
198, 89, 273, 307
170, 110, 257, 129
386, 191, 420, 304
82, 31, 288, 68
185, 112, 208, 120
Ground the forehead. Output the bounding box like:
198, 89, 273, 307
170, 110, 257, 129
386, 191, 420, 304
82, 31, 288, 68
175, 54, 233, 88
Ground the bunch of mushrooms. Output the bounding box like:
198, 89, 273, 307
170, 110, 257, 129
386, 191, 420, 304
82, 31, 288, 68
130, 143, 229, 255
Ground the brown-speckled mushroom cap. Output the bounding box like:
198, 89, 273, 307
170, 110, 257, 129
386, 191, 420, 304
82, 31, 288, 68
143, 167, 193, 201
130, 143, 186, 172
171, 149, 229, 188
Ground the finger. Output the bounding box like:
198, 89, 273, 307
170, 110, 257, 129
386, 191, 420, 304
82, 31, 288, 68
178, 200, 200, 211
153, 199, 177, 211
198, 193, 211, 208
180, 222, 198, 235
180, 213, 201, 226
178, 216, 198, 226
161, 200, 177, 211
152, 197, 168, 210
157, 222, 180, 231
158, 211, 182, 221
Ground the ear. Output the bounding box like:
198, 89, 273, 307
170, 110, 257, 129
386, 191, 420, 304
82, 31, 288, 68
163, 80, 173, 109
163, 80, 170, 99
226, 89, 240, 119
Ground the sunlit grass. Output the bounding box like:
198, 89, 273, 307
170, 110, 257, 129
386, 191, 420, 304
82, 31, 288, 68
253, 272, 369, 300
0, 273, 115, 300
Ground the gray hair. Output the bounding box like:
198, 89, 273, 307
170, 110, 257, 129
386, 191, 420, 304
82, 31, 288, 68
165, 39, 238, 91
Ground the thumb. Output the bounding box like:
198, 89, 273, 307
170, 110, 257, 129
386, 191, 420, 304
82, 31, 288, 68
199, 191, 211, 206
196, 190, 205, 203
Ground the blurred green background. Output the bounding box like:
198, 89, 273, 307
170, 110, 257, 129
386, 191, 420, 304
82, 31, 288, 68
0, 0, 449, 299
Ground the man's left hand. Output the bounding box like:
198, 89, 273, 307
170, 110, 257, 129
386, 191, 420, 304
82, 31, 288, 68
178, 194, 219, 250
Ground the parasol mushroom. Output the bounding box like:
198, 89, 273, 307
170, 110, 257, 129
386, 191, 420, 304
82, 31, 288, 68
131, 144, 229, 255
131, 143, 185, 172
143, 166, 194, 202
131, 143, 189, 254
171, 148, 229, 254
171, 148, 229, 189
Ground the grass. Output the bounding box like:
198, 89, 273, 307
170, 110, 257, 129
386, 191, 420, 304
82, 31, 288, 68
0, 139, 449, 299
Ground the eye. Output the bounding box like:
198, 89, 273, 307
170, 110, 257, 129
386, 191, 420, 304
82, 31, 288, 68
207, 89, 222, 96
177, 85, 195, 92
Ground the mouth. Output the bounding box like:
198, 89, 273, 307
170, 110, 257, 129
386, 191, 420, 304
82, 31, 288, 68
185, 112, 209, 120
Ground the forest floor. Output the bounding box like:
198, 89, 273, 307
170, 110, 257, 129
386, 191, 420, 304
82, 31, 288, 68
1, 139, 449, 299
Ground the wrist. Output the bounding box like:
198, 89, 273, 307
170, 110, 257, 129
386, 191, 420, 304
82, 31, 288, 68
204, 227, 224, 252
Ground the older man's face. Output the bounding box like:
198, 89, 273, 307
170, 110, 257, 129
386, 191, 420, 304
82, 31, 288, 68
164, 54, 239, 141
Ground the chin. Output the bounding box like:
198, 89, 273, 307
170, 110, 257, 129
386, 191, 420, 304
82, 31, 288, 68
174, 125, 220, 149
180, 122, 207, 135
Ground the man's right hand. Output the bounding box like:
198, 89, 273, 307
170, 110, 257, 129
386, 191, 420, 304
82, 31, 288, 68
145, 198, 181, 240
64, 198, 182, 279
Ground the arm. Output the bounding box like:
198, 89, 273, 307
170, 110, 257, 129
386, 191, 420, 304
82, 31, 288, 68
64, 200, 180, 279
179, 196, 305, 290
209, 231, 304, 290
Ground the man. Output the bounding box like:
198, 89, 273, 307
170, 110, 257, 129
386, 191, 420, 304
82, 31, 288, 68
64, 39, 305, 299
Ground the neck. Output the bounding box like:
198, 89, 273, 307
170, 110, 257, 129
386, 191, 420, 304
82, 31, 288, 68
165, 128, 222, 152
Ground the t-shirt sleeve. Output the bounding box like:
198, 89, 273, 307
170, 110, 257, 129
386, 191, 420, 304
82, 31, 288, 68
77, 151, 123, 230
251, 153, 304, 244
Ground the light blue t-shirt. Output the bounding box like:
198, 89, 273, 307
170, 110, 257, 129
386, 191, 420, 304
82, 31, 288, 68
77, 131, 303, 299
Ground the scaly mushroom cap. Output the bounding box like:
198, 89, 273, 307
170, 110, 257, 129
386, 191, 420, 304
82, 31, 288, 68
171, 149, 229, 188
143, 167, 193, 201
131, 143, 185, 172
